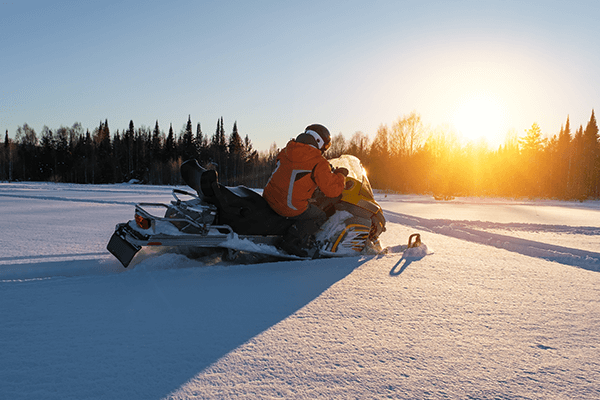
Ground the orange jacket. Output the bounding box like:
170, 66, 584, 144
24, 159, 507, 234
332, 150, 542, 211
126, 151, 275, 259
263, 140, 346, 217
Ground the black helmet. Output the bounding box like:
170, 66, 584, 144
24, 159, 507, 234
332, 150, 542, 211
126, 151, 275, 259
303, 124, 331, 152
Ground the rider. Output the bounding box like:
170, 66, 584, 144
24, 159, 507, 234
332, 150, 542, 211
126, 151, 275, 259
263, 124, 348, 257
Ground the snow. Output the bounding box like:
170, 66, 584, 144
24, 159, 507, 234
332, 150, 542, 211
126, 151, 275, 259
1, 182, 599, 399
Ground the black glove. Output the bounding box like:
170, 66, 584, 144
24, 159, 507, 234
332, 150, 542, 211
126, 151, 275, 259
334, 167, 349, 177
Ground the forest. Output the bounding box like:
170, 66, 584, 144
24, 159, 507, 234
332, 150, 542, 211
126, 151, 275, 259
1, 110, 599, 200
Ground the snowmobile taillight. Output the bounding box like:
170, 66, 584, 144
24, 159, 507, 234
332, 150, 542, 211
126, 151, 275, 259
135, 214, 151, 230
147, 242, 162, 246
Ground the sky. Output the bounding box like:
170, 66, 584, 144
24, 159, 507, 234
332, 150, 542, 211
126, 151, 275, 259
1, 0, 599, 151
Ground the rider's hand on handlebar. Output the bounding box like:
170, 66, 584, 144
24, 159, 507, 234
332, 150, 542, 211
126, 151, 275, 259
334, 167, 349, 177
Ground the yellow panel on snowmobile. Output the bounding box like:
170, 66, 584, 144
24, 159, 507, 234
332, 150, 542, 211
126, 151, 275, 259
330, 223, 371, 253
340, 176, 382, 215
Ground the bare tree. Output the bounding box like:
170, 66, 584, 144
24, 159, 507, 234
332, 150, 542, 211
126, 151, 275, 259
328, 132, 346, 158
390, 111, 423, 157
347, 131, 370, 161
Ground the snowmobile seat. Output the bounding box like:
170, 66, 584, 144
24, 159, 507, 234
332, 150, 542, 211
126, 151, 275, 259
180, 159, 293, 236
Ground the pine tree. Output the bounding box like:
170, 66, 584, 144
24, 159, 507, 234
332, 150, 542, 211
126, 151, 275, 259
228, 121, 244, 184
4, 130, 14, 182
86, 129, 96, 183
55, 125, 71, 182
125, 120, 135, 178
519, 123, 545, 155
151, 120, 162, 161
195, 122, 204, 162
519, 123, 546, 196
181, 115, 194, 160
39, 126, 55, 180
559, 116, 571, 147
571, 125, 585, 198
147, 121, 162, 184
112, 130, 124, 182
555, 116, 572, 198
65, 123, 81, 182
211, 117, 227, 179
165, 123, 175, 161
134, 125, 150, 182
95, 120, 113, 183
582, 110, 599, 197
1, 130, 7, 180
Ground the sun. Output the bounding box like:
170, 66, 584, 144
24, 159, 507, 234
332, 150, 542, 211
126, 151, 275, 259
452, 93, 508, 148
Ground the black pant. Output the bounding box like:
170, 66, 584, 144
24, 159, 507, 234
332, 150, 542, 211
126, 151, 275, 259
290, 204, 327, 239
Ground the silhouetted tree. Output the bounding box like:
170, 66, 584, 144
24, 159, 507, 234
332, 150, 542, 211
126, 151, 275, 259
180, 115, 195, 160
195, 122, 209, 163
211, 117, 227, 179
554, 116, 572, 198
1, 130, 8, 180
581, 110, 599, 197
165, 123, 176, 162
15, 123, 38, 180
95, 120, 113, 183
8, 110, 600, 198
228, 121, 244, 184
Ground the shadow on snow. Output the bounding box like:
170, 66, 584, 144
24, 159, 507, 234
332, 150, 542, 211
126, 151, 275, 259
384, 210, 600, 273
0, 254, 364, 399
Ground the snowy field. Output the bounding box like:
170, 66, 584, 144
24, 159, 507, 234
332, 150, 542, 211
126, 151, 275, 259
1, 182, 599, 399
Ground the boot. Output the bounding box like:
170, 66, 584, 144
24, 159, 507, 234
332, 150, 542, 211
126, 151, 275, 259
280, 226, 316, 258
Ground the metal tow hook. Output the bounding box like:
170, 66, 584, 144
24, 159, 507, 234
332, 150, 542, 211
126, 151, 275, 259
407, 233, 421, 248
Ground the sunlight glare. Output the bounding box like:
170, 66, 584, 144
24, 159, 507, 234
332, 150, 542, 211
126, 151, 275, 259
452, 93, 508, 148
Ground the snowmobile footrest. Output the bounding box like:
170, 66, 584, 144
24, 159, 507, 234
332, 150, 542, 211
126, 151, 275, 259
107, 228, 141, 268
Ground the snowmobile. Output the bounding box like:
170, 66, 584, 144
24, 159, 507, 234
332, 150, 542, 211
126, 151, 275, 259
107, 155, 395, 268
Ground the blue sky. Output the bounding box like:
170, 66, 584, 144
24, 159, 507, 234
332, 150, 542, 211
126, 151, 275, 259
1, 0, 599, 151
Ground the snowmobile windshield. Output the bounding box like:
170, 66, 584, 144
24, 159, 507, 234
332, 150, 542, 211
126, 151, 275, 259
329, 155, 375, 199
